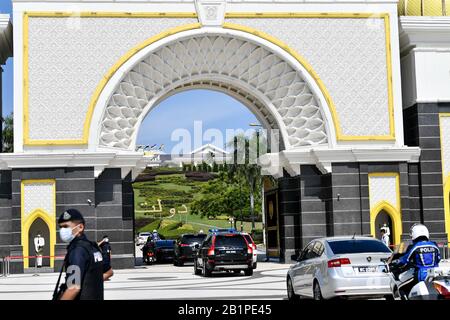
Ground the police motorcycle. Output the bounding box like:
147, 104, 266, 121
387, 260, 450, 300
385, 224, 450, 300
141, 233, 158, 265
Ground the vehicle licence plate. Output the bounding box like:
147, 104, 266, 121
357, 266, 377, 273
226, 250, 236, 253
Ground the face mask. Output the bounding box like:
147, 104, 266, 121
59, 225, 79, 243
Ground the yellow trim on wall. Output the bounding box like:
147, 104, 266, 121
444, 177, 450, 242
225, 12, 389, 18
21, 179, 56, 269
224, 13, 395, 141
22, 12, 199, 146
368, 172, 403, 245
438, 113, 450, 241
23, 12, 198, 18
22, 11, 395, 146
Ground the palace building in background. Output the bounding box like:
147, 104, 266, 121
0, 0, 449, 272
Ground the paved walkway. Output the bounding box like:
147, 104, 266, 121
0, 262, 290, 300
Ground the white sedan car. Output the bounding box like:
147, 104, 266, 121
287, 236, 393, 300
136, 232, 151, 246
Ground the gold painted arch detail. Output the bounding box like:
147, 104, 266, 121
368, 173, 403, 245
23, 11, 395, 146
21, 179, 56, 268
439, 113, 450, 241
398, 0, 450, 16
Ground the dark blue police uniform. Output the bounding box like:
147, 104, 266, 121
65, 234, 104, 300
100, 241, 112, 273
397, 240, 441, 281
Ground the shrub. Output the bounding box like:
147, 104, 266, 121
137, 219, 161, 233
159, 219, 181, 230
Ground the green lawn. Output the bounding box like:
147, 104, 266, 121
133, 169, 262, 236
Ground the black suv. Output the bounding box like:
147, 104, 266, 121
173, 233, 207, 266
193, 232, 254, 277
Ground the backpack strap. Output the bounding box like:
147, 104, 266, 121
52, 253, 69, 300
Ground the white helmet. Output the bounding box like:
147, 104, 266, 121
153, 229, 158, 233
410, 223, 429, 241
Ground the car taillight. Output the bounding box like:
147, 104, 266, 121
434, 283, 450, 298
180, 244, 189, 247
207, 245, 215, 256
247, 246, 253, 254
327, 258, 351, 268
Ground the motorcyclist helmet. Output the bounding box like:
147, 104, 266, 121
410, 223, 429, 241
153, 229, 158, 233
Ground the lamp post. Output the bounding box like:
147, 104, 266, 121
249, 123, 263, 233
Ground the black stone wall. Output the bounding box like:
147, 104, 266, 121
11, 168, 95, 273
95, 169, 134, 270
0, 170, 13, 268
403, 103, 448, 241
275, 162, 420, 260
4, 167, 135, 273
277, 172, 301, 261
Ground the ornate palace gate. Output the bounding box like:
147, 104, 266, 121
0, 0, 448, 272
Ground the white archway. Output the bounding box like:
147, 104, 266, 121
88, 27, 337, 152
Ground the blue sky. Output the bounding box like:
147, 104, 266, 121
0, 1, 259, 151
1, 0, 12, 119
138, 90, 259, 152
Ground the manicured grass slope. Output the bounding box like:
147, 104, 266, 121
133, 170, 261, 238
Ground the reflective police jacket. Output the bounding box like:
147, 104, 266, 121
65, 235, 104, 300
397, 240, 441, 281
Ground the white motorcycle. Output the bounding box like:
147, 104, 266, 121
387, 261, 450, 300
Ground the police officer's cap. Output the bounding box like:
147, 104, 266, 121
58, 208, 85, 225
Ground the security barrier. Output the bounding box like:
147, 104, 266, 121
0, 255, 64, 277
438, 243, 450, 260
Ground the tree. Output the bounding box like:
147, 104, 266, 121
2, 113, 13, 153
226, 132, 267, 231
190, 171, 253, 227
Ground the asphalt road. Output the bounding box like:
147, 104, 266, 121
0, 247, 290, 300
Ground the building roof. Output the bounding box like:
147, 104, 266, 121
190, 144, 228, 156
399, 0, 450, 16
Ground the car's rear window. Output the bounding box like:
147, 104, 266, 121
328, 239, 391, 254
215, 235, 247, 248
181, 235, 206, 244
243, 235, 253, 244
140, 233, 151, 236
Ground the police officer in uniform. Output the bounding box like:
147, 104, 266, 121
98, 235, 114, 281
380, 226, 390, 248
391, 223, 441, 297
53, 209, 104, 300
34, 232, 45, 268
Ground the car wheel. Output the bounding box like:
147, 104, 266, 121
178, 260, 184, 267
313, 281, 323, 300
244, 268, 253, 276
384, 294, 395, 301
399, 290, 409, 300
287, 277, 299, 301
253, 262, 257, 269
203, 261, 212, 277
173, 259, 179, 266
194, 260, 202, 275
